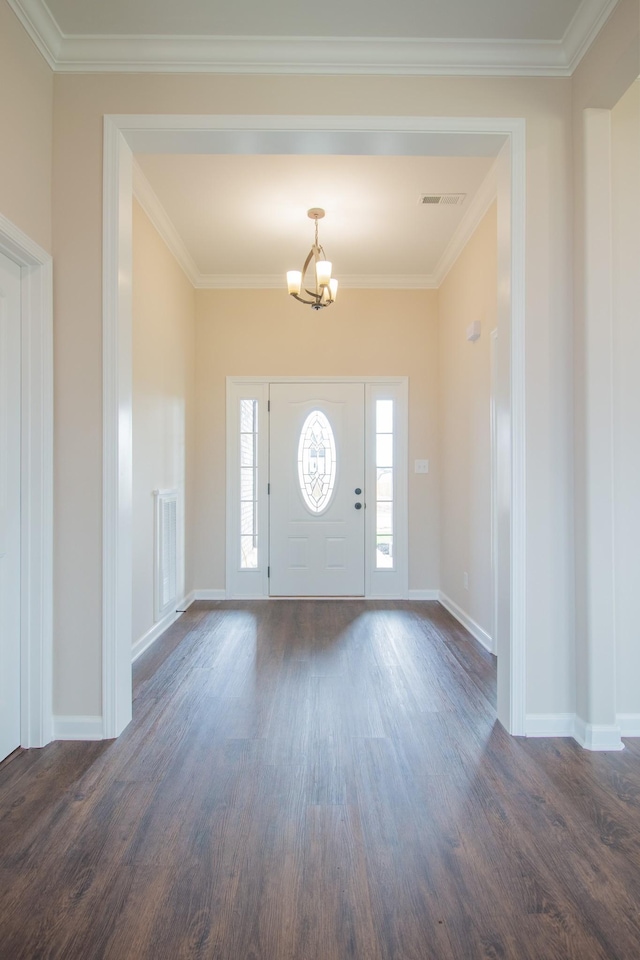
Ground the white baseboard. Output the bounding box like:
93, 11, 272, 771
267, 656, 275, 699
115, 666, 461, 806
132, 610, 180, 663
525, 713, 576, 737
54, 715, 105, 741
193, 589, 226, 601
176, 590, 196, 612
407, 589, 439, 600
526, 713, 627, 750
617, 714, 640, 737
228, 593, 270, 600
438, 591, 494, 654
574, 716, 624, 751
131, 590, 197, 663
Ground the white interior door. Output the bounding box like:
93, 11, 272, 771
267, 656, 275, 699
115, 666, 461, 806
0, 252, 21, 761
270, 382, 365, 596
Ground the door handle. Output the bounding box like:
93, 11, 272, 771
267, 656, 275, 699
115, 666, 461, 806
355, 502, 362, 510
355, 487, 362, 495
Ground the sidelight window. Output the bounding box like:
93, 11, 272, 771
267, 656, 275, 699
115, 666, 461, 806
240, 398, 258, 568
375, 399, 394, 569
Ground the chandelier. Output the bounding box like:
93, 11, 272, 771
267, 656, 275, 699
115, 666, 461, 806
286, 208, 338, 310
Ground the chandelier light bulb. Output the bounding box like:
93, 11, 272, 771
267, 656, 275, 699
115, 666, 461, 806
287, 270, 301, 296
315, 260, 332, 288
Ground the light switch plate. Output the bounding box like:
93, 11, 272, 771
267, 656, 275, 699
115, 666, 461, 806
414, 459, 429, 474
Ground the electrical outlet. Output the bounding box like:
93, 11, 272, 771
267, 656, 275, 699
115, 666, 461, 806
414, 459, 429, 474
463, 571, 469, 590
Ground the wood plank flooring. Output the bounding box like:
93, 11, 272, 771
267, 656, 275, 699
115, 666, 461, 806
2, 600, 640, 959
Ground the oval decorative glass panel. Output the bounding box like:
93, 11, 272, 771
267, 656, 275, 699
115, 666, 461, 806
297, 410, 337, 513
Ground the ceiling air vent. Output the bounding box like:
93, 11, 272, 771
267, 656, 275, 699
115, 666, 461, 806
419, 193, 466, 206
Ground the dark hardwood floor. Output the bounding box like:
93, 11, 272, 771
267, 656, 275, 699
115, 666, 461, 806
1, 600, 640, 959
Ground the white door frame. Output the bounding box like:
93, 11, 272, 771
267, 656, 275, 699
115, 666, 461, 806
226, 376, 409, 600
490, 328, 499, 656
103, 113, 526, 738
0, 214, 53, 749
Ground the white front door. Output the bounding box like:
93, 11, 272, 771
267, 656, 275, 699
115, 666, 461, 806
269, 382, 365, 596
0, 252, 21, 761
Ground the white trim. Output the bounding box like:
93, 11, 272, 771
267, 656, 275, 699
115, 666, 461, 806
102, 118, 133, 740
267, 595, 381, 600
196, 273, 438, 290
104, 113, 525, 138
438, 592, 494, 654
6, 0, 61, 69
226, 375, 416, 384
0, 214, 51, 266
574, 716, 624, 751
193, 589, 227, 601
581, 109, 619, 751
563, 0, 620, 73
7, 0, 618, 76
490, 328, 499, 657
433, 162, 498, 285
525, 713, 576, 737
526, 712, 631, 750
103, 114, 526, 738
132, 160, 199, 285
508, 128, 527, 736
132, 589, 197, 662
226, 594, 269, 600
132, 609, 179, 662
177, 590, 197, 611
0, 213, 53, 750
527, 713, 629, 749
53, 715, 104, 741
617, 714, 640, 738
407, 589, 439, 600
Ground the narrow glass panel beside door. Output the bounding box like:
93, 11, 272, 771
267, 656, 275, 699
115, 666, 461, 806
239, 398, 258, 568
375, 399, 394, 569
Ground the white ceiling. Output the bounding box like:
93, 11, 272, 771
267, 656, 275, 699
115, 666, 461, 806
45, 0, 581, 42
134, 153, 496, 286
9, 0, 619, 75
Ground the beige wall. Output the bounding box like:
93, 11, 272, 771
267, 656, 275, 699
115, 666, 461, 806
438, 203, 496, 637
51, 71, 574, 718
132, 200, 196, 646
611, 81, 640, 717
0, 1, 52, 251
194, 288, 439, 592
572, 0, 640, 112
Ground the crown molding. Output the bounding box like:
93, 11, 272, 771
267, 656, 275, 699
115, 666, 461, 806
7, 0, 61, 68
8, 0, 620, 77
132, 160, 200, 285
562, 0, 620, 73
8, 33, 568, 77
433, 160, 498, 286
196, 274, 438, 290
